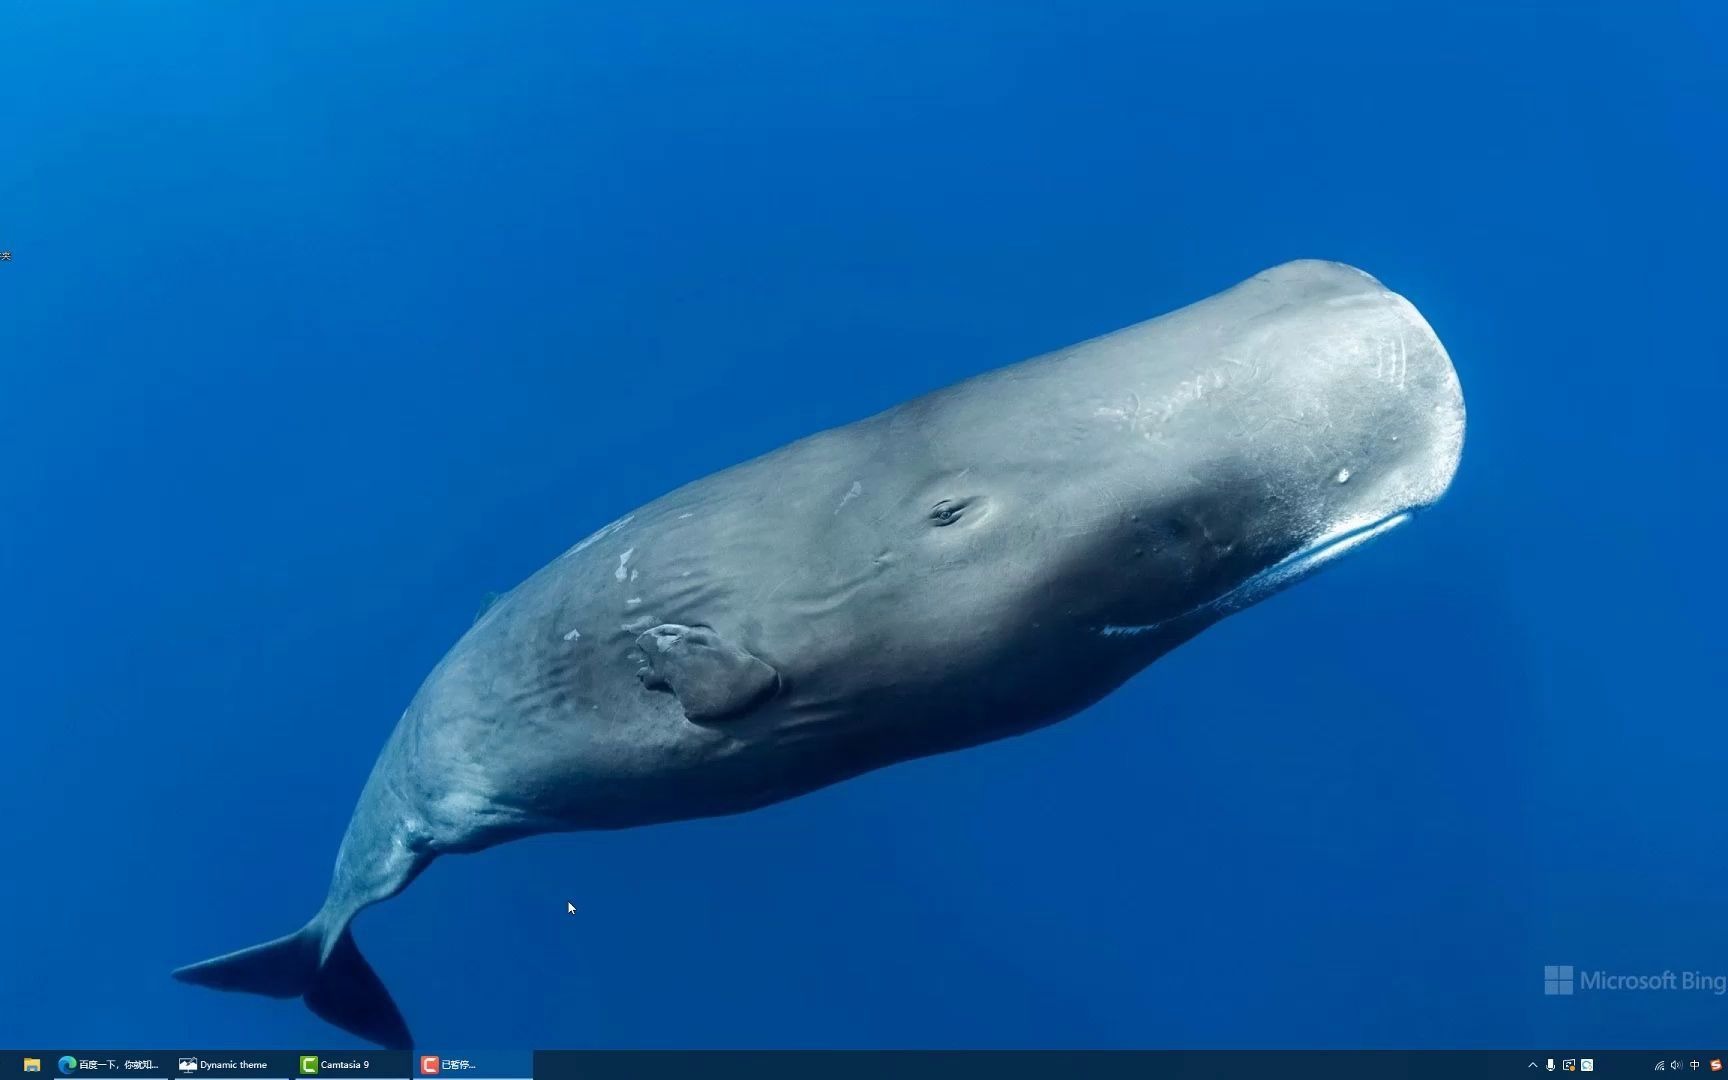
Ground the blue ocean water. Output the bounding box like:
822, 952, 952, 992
3, 0, 1725, 1052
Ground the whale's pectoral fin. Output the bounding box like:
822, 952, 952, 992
636, 623, 780, 724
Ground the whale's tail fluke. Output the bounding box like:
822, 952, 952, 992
175, 728, 436, 1047
172, 919, 411, 1048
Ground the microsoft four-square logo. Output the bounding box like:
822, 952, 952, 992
1545, 964, 1575, 995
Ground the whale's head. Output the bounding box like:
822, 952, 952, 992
1085, 259, 1467, 639
875, 261, 1465, 727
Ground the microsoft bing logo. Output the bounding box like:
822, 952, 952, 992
1545, 964, 1576, 995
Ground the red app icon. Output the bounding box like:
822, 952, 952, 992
419, 1059, 440, 1076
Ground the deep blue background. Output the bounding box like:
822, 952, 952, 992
3, 0, 1724, 1052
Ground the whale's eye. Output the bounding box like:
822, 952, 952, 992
929, 499, 965, 526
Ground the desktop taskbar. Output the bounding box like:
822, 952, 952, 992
6, 1049, 1728, 1079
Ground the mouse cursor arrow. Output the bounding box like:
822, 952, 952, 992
566, 901, 577, 914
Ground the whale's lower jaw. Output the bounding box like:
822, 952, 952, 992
1253, 511, 1413, 595
1098, 510, 1414, 640
1211, 509, 1415, 619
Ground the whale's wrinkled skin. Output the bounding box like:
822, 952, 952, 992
174, 260, 1466, 1044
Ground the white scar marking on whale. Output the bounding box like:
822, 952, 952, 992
562, 628, 582, 642
1100, 624, 1158, 636
561, 514, 633, 559
629, 568, 639, 582
615, 549, 635, 581
677, 512, 694, 519
835, 480, 862, 514
1095, 374, 1232, 437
